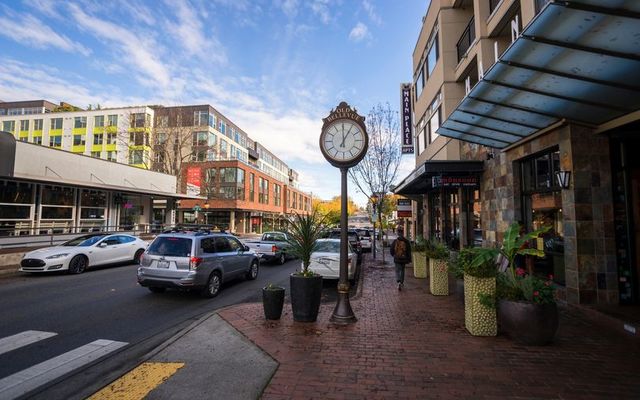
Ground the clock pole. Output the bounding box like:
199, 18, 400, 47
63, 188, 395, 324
330, 167, 357, 323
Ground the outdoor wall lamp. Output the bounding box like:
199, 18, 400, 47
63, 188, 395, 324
556, 170, 571, 189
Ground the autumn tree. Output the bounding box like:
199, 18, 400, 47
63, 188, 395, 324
315, 195, 359, 226
349, 102, 402, 262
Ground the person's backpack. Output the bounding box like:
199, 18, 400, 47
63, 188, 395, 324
394, 239, 408, 261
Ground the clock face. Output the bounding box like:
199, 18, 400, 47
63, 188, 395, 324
321, 120, 367, 164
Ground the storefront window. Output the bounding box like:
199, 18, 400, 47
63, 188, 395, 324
41, 185, 75, 221
520, 148, 565, 285
118, 194, 144, 230
428, 192, 441, 240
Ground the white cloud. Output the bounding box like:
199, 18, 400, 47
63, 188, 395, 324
66, 4, 173, 90
277, 0, 299, 18
349, 22, 370, 42
362, 0, 382, 26
0, 12, 90, 56
165, 0, 227, 64
309, 0, 332, 24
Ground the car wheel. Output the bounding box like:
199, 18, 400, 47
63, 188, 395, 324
133, 249, 145, 264
68, 255, 87, 274
201, 272, 221, 298
278, 253, 286, 265
148, 287, 166, 293
246, 260, 259, 280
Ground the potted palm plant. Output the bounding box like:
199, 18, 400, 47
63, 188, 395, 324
412, 235, 428, 278
427, 240, 449, 296
286, 210, 326, 322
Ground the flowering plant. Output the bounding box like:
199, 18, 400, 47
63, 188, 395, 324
471, 222, 556, 305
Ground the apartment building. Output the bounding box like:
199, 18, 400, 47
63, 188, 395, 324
0, 100, 154, 168
151, 105, 311, 234
394, 0, 640, 305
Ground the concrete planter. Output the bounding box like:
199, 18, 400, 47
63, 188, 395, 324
412, 251, 427, 278
464, 274, 496, 336
429, 259, 448, 295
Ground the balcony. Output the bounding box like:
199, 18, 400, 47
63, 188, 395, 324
456, 17, 475, 63
489, 0, 501, 15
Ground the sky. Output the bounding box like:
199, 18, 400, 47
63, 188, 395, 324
0, 0, 428, 206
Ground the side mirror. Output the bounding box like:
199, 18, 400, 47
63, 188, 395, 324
98, 242, 107, 248
244, 245, 250, 252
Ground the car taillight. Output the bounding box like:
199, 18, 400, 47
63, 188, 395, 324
190, 257, 203, 270
272, 245, 278, 253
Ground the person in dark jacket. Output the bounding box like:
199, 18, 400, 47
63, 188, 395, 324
390, 227, 412, 290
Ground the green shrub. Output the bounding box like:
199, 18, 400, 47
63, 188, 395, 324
448, 248, 473, 279
412, 235, 427, 252
465, 247, 498, 278
426, 239, 449, 260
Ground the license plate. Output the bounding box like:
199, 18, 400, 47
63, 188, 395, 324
157, 261, 170, 269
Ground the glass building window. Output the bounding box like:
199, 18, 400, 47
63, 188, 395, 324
74, 117, 87, 129
41, 185, 75, 220
107, 114, 118, 126
20, 120, 29, 131
33, 137, 42, 145
94, 133, 103, 145
49, 136, 62, 147
73, 135, 85, 146
95, 115, 104, 127
274, 184, 281, 206
193, 131, 208, 146
429, 108, 440, 143
34, 119, 43, 130
106, 132, 116, 145
2, 120, 15, 132
131, 113, 147, 128
50, 118, 62, 130
107, 151, 117, 161
194, 111, 208, 126
129, 150, 145, 164
91, 151, 101, 158
249, 173, 255, 202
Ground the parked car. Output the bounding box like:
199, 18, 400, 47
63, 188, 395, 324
357, 229, 372, 253
243, 231, 294, 264
19, 233, 147, 274
137, 232, 259, 298
308, 239, 356, 281
324, 229, 363, 265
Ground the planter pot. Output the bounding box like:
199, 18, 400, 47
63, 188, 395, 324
498, 300, 559, 345
290, 274, 323, 322
429, 259, 449, 296
412, 251, 427, 278
464, 274, 496, 336
262, 287, 285, 320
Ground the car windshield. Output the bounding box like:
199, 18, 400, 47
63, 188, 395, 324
328, 231, 358, 240
315, 241, 340, 253
62, 235, 107, 247
147, 237, 192, 257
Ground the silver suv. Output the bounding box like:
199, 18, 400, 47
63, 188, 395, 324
137, 232, 260, 298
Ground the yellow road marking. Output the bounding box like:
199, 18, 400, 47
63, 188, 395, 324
88, 362, 184, 400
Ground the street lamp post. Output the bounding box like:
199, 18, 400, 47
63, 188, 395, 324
370, 194, 378, 260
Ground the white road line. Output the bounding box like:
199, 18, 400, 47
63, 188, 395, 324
0, 331, 57, 356
0, 339, 128, 400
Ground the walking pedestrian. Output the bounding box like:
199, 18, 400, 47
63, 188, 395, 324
390, 227, 412, 290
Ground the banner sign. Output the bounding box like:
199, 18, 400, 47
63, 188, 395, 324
397, 198, 412, 218
186, 167, 201, 196
401, 83, 414, 154
431, 175, 479, 188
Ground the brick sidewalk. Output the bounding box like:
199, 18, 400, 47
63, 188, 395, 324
220, 258, 640, 399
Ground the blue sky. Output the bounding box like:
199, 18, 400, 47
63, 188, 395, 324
0, 0, 427, 206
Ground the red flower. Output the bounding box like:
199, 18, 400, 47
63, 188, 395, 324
516, 268, 526, 277
533, 291, 540, 297
549, 274, 554, 280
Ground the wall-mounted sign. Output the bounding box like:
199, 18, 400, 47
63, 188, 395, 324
400, 83, 414, 154
432, 175, 479, 188
397, 198, 412, 218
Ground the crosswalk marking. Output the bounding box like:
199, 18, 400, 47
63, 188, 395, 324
0, 330, 57, 356
0, 339, 128, 400
88, 362, 185, 400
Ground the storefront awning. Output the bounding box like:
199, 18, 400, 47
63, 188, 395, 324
393, 160, 484, 195
437, 0, 640, 149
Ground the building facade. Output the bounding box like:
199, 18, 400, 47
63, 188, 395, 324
151, 105, 311, 233
0, 100, 154, 168
395, 0, 640, 305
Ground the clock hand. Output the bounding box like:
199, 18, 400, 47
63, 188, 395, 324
340, 124, 346, 147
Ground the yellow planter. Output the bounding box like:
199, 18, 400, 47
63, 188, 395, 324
429, 259, 448, 295
464, 273, 497, 336
412, 251, 427, 278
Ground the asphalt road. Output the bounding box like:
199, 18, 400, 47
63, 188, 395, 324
0, 258, 301, 398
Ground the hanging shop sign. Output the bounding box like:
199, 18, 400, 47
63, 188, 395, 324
431, 175, 479, 188
400, 83, 414, 154
397, 198, 412, 218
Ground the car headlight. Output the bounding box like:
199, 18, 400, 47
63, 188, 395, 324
46, 253, 70, 259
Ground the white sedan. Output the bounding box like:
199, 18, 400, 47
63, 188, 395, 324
308, 239, 356, 280
19, 233, 148, 274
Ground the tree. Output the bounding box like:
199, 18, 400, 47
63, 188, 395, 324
315, 195, 359, 226
349, 102, 402, 262
150, 107, 217, 192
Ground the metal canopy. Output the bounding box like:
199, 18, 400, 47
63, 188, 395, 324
437, 0, 640, 149
393, 160, 484, 195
